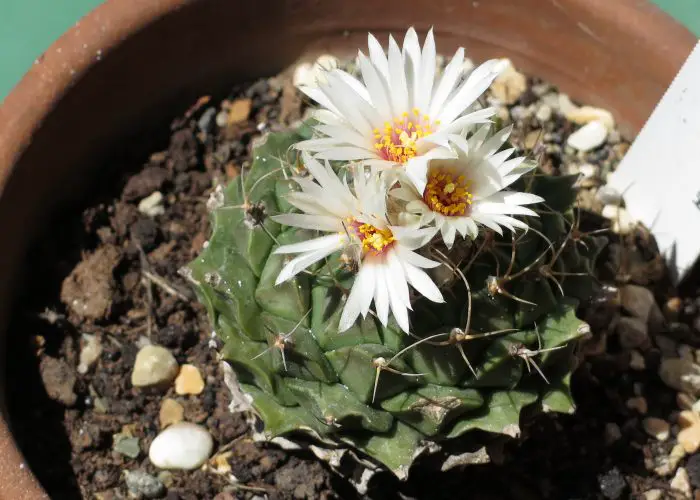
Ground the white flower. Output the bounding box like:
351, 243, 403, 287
273, 153, 444, 333
295, 27, 507, 173
392, 125, 544, 247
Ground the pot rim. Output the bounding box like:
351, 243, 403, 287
0, 1, 694, 498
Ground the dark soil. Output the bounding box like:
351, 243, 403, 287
5, 64, 700, 500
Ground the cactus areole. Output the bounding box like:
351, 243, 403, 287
185, 29, 605, 477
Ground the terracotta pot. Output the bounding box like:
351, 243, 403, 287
0, 0, 694, 497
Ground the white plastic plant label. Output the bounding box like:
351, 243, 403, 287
607, 41, 700, 283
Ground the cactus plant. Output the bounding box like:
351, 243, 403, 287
185, 119, 606, 477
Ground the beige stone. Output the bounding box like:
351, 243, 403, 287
491, 59, 527, 105
565, 106, 615, 131
131, 345, 179, 389
678, 410, 700, 453
670, 467, 691, 497
159, 398, 184, 429
175, 364, 205, 396
626, 396, 648, 414
642, 417, 670, 441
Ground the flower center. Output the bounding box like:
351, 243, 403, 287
373, 108, 439, 164
423, 167, 473, 217
347, 219, 395, 255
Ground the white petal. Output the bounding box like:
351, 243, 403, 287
465, 218, 479, 239
273, 233, 346, 255
335, 69, 371, 103
441, 223, 457, 248
314, 147, 377, 161
368, 33, 390, 80
298, 85, 341, 115
339, 263, 376, 332
417, 28, 436, 112
373, 264, 390, 326
470, 213, 504, 235
402, 27, 422, 109
387, 35, 409, 115
480, 125, 513, 157
473, 201, 538, 216
358, 52, 392, 120
396, 246, 441, 269
315, 124, 372, 149
429, 48, 465, 117
431, 108, 496, 137
403, 263, 444, 303
387, 250, 411, 308
384, 264, 410, 332
275, 244, 342, 285
272, 213, 340, 232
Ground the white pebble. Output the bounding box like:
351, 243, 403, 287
292, 62, 315, 87
596, 185, 622, 205
149, 422, 213, 470
138, 191, 165, 217
670, 467, 691, 497
567, 120, 608, 152
579, 163, 598, 179
535, 104, 552, 122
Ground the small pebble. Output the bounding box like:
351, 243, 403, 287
566, 105, 616, 131
659, 358, 700, 395
490, 59, 527, 105
215, 110, 229, 128
131, 345, 179, 389
535, 103, 553, 122
616, 317, 649, 350
125, 470, 165, 499
596, 184, 622, 205
655, 443, 686, 476
678, 411, 700, 453
671, 467, 692, 497
642, 490, 662, 500
656, 335, 678, 357
159, 398, 184, 428
642, 417, 670, 441
604, 422, 622, 444
138, 191, 165, 217
567, 120, 608, 152
113, 435, 140, 459
226, 98, 252, 125
557, 93, 578, 115
686, 454, 700, 488
626, 396, 648, 414
149, 422, 213, 470
629, 350, 646, 370
78, 334, 102, 374
598, 467, 627, 499
174, 364, 205, 396
678, 392, 695, 411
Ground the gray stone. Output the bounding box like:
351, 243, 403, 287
616, 317, 649, 350
125, 470, 166, 499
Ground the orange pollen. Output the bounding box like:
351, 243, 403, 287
373, 108, 439, 164
423, 167, 473, 217
346, 218, 395, 255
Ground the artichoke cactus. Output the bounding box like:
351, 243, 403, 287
185, 121, 606, 478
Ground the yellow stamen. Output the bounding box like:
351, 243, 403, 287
372, 108, 437, 164
423, 167, 473, 217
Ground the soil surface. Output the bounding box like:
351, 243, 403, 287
6, 60, 700, 500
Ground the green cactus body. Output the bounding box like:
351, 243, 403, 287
186, 124, 605, 477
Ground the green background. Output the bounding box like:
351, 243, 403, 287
1, 0, 699, 102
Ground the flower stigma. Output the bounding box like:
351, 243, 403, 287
423, 166, 473, 216
373, 108, 439, 164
